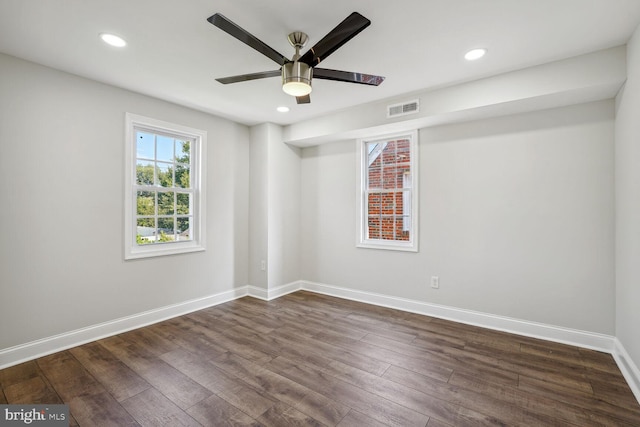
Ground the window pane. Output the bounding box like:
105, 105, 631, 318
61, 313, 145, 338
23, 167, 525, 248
136, 161, 155, 186
367, 192, 381, 215
396, 138, 410, 163
177, 217, 191, 241
176, 140, 190, 163
136, 191, 155, 216
402, 189, 411, 232
368, 216, 381, 240
400, 216, 411, 236
136, 132, 155, 160
395, 191, 405, 216
396, 218, 410, 241
381, 140, 396, 166
381, 193, 395, 214
175, 164, 190, 189
158, 218, 175, 242
380, 216, 395, 240
137, 217, 155, 229
156, 135, 174, 162
399, 167, 411, 187
158, 191, 175, 215
157, 162, 173, 187
383, 165, 397, 189
136, 218, 156, 245
367, 142, 385, 166
176, 193, 191, 214
367, 166, 381, 189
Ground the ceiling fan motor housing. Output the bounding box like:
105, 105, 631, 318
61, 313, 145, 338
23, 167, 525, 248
282, 61, 313, 96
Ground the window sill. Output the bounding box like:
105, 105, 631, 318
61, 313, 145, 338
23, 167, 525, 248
125, 242, 205, 260
357, 241, 418, 252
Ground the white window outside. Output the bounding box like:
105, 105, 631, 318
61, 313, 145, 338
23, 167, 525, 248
124, 113, 206, 259
357, 131, 418, 252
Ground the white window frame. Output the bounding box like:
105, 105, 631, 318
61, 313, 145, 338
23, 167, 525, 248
124, 113, 206, 260
356, 130, 419, 252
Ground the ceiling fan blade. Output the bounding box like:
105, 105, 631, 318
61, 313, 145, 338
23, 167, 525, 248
299, 12, 371, 68
314, 68, 385, 86
207, 13, 289, 66
296, 95, 311, 104
216, 70, 281, 84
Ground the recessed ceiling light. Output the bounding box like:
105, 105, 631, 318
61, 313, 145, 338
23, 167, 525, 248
276, 106, 290, 113
100, 33, 127, 47
464, 48, 487, 61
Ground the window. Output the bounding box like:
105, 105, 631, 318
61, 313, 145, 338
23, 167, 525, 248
357, 131, 418, 251
124, 113, 206, 259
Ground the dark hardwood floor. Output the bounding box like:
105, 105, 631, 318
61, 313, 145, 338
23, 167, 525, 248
1, 291, 639, 426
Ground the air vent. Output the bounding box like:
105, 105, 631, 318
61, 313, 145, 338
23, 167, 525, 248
387, 99, 419, 118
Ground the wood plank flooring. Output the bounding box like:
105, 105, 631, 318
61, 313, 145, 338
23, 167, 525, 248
1, 291, 639, 426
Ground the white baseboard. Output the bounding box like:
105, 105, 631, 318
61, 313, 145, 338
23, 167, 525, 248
0, 281, 303, 369
0, 286, 249, 370
0, 278, 629, 397
247, 281, 301, 301
613, 338, 640, 403
300, 280, 616, 353
246, 285, 268, 300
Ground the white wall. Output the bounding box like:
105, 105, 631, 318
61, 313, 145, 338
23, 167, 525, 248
266, 125, 301, 288
615, 24, 640, 379
249, 123, 301, 291
248, 125, 269, 289
301, 100, 615, 334
0, 53, 250, 350
284, 47, 626, 147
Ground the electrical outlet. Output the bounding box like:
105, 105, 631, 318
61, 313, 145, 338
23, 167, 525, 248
260, 260, 266, 271
430, 276, 439, 289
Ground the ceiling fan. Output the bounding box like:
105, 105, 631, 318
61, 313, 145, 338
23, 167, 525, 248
207, 12, 385, 104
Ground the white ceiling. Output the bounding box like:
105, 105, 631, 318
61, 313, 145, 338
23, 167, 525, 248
1, 0, 639, 127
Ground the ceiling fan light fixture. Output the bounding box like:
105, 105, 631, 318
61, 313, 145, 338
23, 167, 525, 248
283, 81, 312, 97
282, 61, 312, 96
